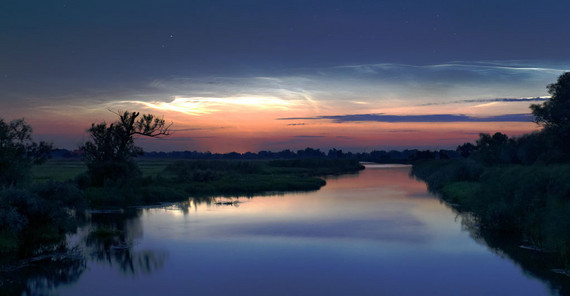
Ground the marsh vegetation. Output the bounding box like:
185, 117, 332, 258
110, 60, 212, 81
412, 73, 570, 273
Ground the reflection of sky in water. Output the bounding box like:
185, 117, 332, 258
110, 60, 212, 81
58, 166, 553, 296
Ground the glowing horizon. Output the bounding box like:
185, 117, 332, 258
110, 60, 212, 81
12, 65, 555, 153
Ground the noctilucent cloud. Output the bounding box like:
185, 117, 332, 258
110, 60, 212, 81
1, 0, 569, 152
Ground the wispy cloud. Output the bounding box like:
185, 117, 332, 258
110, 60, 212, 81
386, 129, 420, 133
418, 97, 548, 106
121, 96, 302, 115
100, 61, 562, 119
326, 62, 566, 100
279, 113, 534, 123
169, 127, 227, 132
334, 62, 568, 76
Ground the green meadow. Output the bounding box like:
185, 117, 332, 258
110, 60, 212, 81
31, 158, 364, 207
31, 158, 171, 183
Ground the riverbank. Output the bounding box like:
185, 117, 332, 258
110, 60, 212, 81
411, 159, 570, 272
1, 158, 365, 256
81, 158, 365, 207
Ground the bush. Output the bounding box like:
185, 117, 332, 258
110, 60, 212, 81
411, 159, 484, 192
86, 160, 142, 187
0, 118, 52, 187
0, 182, 86, 254
33, 181, 85, 209
413, 161, 570, 268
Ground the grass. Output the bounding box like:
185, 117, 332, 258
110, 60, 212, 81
156, 159, 363, 199
31, 158, 364, 207
440, 181, 480, 205
32, 159, 174, 183
134, 159, 176, 177
31, 159, 87, 182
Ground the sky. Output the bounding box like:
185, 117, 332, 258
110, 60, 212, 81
1, 0, 569, 152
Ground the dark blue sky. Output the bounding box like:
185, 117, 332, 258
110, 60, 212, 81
1, 0, 569, 151
2, 0, 569, 86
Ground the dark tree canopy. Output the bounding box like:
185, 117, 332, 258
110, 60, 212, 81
531, 72, 570, 129
529, 72, 570, 156
81, 111, 171, 163
80, 111, 171, 186
457, 142, 476, 158
0, 118, 52, 187
453, 73, 570, 164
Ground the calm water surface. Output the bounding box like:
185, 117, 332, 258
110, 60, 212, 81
55, 164, 557, 295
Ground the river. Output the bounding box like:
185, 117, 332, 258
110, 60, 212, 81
27, 164, 563, 295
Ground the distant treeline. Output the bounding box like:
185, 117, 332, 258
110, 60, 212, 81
51, 147, 459, 163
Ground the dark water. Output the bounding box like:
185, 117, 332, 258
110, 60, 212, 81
10, 165, 565, 295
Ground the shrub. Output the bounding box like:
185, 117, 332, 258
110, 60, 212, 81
0, 118, 51, 187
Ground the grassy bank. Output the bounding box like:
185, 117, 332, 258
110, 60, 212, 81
2, 158, 363, 257
411, 159, 570, 269
30, 158, 364, 208
31, 159, 176, 182
83, 158, 364, 207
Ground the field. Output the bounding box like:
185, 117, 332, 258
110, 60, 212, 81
32, 159, 175, 183
31, 158, 365, 207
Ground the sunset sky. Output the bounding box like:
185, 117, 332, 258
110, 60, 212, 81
1, 0, 569, 152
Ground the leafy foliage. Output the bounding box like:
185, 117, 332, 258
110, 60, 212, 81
0, 119, 52, 187
0, 182, 85, 255
80, 111, 171, 187
531, 72, 570, 129
0, 118, 85, 257
410, 159, 484, 192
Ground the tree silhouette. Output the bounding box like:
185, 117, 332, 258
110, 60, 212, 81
0, 118, 52, 187
530, 72, 570, 157
531, 72, 570, 129
457, 142, 476, 158
80, 111, 171, 186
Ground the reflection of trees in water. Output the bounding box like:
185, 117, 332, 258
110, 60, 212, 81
83, 209, 168, 276
0, 208, 170, 295
454, 207, 569, 296
0, 208, 88, 296
172, 194, 293, 215
1, 193, 307, 294
0, 244, 86, 296
163, 196, 245, 215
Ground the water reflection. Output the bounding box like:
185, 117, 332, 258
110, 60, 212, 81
0, 246, 85, 296
2, 165, 567, 295
0, 214, 87, 296
0, 209, 169, 295
457, 210, 569, 295
83, 210, 169, 276
228, 217, 430, 243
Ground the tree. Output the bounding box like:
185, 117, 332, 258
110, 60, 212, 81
457, 142, 476, 158
0, 118, 52, 187
80, 111, 171, 186
471, 132, 519, 165
531, 72, 570, 129
530, 72, 570, 158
